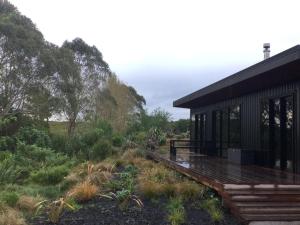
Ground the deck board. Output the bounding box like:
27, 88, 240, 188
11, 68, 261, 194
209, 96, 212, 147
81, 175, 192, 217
147, 150, 300, 224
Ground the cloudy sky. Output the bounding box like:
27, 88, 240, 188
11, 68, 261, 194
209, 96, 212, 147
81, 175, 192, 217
9, 0, 300, 120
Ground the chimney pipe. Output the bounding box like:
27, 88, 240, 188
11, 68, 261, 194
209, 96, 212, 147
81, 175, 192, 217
263, 43, 270, 59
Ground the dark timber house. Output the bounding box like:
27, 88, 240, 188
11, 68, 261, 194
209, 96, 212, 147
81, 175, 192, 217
173, 45, 300, 173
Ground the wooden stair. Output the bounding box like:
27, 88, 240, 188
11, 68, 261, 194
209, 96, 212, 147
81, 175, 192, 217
223, 184, 300, 223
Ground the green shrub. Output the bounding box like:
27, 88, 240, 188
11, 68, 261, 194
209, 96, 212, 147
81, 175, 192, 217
201, 197, 224, 222
65, 135, 85, 156
1, 191, 19, 207
0, 157, 22, 184
17, 127, 51, 148
82, 129, 103, 146
91, 139, 112, 160
94, 120, 113, 138
0, 136, 16, 151
30, 165, 69, 185
112, 134, 123, 147
50, 134, 67, 153
133, 132, 147, 145
166, 197, 185, 225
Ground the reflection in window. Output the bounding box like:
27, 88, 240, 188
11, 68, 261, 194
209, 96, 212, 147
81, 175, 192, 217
286, 96, 294, 171
200, 114, 207, 148
260, 99, 269, 151
229, 105, 241, 148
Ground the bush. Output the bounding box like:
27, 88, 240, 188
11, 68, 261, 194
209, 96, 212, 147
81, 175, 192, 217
0, 136, 16, 151
1, 191, 19, 207
94, 120, 113, 138
30, 165, 69, 185
133, 132, 147, 145
82, 129, 103, 146
17, 127, 51, 148
112, 134, 123, 147
0, 156, 22, 184
91, 139, 112, 160
50, 133, 67, 153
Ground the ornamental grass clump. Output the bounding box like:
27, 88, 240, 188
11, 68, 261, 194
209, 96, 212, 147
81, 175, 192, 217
201, 197, 224, 222
166, 197, 185, 225
0, 206, 27, 225
69, 181, 98, 202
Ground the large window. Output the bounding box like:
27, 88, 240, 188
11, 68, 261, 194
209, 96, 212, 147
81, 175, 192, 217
229, 105, 241, 148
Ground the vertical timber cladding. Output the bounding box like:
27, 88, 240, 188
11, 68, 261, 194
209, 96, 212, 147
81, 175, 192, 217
190, 81, 300, 171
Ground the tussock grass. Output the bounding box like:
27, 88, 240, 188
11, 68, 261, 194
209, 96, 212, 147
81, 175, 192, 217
68, 181, 98, 202
0, 206, 27, 225
17, 195, 42, 214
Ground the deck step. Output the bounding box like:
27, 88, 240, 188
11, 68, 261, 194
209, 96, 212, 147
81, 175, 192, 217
241, 213, 300, 221
232, 195, 300, 202
239, 207, 300, 214
227, 190, 300, 195
235, 202, 300, 207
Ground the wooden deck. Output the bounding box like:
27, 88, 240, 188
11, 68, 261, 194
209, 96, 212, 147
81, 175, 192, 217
147, 150, 300, 224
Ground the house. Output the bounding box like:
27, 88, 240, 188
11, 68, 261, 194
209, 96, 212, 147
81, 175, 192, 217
173, 45, 300, 173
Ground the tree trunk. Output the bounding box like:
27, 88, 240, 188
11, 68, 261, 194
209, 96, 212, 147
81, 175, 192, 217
67, 117, 76, 137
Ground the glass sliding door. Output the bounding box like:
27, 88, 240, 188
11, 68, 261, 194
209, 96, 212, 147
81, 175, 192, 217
260, 95, 295, 172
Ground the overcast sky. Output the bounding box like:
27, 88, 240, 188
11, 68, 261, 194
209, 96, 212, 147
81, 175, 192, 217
9, 0, 300, 120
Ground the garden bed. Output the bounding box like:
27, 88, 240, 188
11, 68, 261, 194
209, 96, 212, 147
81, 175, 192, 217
30, 149, 241, 225
31, 196, 240, 225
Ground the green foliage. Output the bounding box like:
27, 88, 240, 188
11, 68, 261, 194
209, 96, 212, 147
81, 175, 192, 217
0, 136, 16, 151
0, 191, 19, 207
30, 165, 69, 185
112, 134, 123, 147
17, 127, 51, 148
146, 128, 167, 150
91, 139, 112, 160
171, 119, 190, 134
0, 154, 22, 184
166, 197, 185, 225
201, 197, 224, 222
50, 133, 67, 153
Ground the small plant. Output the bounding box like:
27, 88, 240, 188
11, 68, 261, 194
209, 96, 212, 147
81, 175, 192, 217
166, 197, 185, 225
36, 197, 76, 224
107, 190, 143, 210
1, 191, 19, 207
69, 181, 98, 202
201, 197, 224, 222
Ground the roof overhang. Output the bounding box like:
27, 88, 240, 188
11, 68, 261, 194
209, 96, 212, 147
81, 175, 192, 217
174, 45, 300, 108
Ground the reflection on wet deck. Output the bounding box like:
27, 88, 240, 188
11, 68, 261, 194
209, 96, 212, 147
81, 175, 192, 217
161, 150, 300, 185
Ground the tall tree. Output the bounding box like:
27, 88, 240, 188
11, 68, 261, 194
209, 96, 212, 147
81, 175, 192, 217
55, 47, 83, 136
62, 38, 111, 119
0, 1, 46, 115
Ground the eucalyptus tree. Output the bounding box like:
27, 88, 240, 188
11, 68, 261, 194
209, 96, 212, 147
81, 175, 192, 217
62, 38, 111, 120
0, 0, 48, 116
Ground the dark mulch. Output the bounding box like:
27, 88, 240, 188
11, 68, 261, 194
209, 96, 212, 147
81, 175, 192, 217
30, 196, 241, 225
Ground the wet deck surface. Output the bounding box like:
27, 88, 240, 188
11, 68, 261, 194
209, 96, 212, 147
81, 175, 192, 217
158, 150, 300, 185
148, 150, 300, 223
